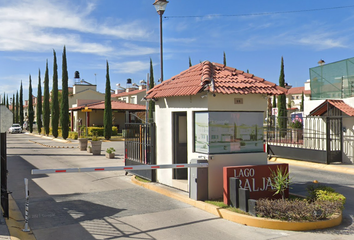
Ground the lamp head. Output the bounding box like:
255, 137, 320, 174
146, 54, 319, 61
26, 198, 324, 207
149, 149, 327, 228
153, 0, 169, 14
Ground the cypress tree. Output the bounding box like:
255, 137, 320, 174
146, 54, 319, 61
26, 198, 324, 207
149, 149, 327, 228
61, 46, 69, 140
300, 91, 304, 111
12, 94, 15, 123
149, 58, 155, 122
37, 69, 43, 134
28, 75, 34, 133
20, 81, 24, 126
6, 95, 9, 109
43, 60, 50, 135
277, 57, 287, 137
189, 57, 192, 67
223, 51, 226, 66
273, 95, 276, 108
104, 60, 112, 140
51, 50, 59, 138
16, 91, 19, 123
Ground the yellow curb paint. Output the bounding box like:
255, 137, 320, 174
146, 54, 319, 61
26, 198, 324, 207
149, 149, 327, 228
269, 158, 354, 175
131, 176, 342, 231
6, 195, 36, 240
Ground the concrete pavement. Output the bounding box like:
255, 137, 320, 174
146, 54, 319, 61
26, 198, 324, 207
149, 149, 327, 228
2, 132, 354, 239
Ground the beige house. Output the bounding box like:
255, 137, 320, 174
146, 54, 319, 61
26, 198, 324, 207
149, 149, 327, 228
69, 83, 105, 131
146, 61, 286, 199
111, 85, 147, 105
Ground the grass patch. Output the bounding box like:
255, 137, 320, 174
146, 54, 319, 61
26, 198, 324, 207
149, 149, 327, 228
205, 199, 250, 215
135, 176, 151, 183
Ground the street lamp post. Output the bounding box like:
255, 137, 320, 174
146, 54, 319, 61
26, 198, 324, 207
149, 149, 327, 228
153, 0, 168, 82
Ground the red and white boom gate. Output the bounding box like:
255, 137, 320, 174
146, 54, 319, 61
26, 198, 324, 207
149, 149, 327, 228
31, 163, 209, 175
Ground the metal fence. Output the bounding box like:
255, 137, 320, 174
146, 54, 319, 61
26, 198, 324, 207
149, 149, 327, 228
267, 116, 327, 150
124, 123, 156, 181
266, 116, 343, 164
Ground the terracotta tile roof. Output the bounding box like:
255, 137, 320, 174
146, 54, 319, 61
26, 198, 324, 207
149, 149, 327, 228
287, 87, 310, 95
69, 101, 146, 111
310, 99, 354, 116
146, 61, 287, 99
111, 88, 146, 98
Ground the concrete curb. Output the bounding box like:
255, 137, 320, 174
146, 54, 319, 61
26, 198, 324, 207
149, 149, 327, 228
131, 176, 342, 231
5, 195, 36, 240
269, 157, 354, 175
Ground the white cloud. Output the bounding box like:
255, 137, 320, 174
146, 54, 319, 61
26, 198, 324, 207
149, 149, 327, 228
0, 0, 152, 54
110, 61, 149, 74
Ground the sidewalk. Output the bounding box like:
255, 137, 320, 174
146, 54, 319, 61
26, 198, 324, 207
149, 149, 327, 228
269, 157, 354, 175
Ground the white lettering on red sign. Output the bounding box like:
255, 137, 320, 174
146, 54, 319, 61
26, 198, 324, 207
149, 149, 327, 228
234, 168, 274, 192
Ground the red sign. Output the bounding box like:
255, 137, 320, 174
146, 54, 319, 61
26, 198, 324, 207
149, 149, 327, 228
223, 164, 289, 205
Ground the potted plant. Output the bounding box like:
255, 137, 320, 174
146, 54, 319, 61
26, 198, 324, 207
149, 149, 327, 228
105, 147, 115, 159
78, 137, 88, 151
90, 135, 102, 155
290, 120, 303, 143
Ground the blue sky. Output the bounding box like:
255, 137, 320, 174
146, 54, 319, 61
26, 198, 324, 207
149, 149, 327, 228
1, 0, 354, 101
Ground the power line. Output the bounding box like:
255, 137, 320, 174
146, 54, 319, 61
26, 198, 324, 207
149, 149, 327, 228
165, 5, 354, 19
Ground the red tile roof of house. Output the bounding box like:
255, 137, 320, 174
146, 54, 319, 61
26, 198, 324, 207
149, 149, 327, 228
287, 86, 311, 95
145, 61, 287, 99
310, 99, 354, 116
69, 101, 146, 111
111, 88, 146, 98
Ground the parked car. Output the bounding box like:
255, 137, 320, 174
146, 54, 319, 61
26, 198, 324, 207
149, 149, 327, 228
8, 124, 22, 134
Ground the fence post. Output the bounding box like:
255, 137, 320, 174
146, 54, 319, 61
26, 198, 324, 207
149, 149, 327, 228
22, 178, 30, 232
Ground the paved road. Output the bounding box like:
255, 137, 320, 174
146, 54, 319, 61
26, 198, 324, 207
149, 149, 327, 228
5, 133, 354, 239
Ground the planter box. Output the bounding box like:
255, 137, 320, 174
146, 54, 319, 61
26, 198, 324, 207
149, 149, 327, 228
105, 153, 115, 159
91, 141, 102, 155
78, 138, 88, 151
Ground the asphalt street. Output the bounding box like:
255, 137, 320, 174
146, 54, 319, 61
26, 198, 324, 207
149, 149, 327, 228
3, 133, 354, 239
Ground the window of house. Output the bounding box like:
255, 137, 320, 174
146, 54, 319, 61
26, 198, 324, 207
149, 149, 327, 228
194, 111, 263, 154
130, 97, 135, 104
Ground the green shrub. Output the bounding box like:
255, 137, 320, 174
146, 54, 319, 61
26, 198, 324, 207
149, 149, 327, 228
306, 184, 335, 202
68, 131, 78, 140
290, 120, 303, 129
106, 147, 115, 154
315, 190, 346, 206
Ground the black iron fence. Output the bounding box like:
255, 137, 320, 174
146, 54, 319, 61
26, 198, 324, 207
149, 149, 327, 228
266, 116, 343, 164
124, 123, 156, 181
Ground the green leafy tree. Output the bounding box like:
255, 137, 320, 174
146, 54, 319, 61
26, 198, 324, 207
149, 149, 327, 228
16, 91, 19, 123
189, 57, 192, 67
272, 96, 276, 108
51, 50, 59, 138
300, 91, 304, 111
223, 51, 226, 66
277, 57, 287, 137
61, 46, 69, 140
104, 60, 112, 140
43, 60, 50, 135
149, 58, 155, 122
20, 81, 24, 126
28, 75, 34, 133
37, 69, 43, 134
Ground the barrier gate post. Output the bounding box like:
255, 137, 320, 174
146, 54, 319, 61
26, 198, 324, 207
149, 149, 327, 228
23, 178, 30, 232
